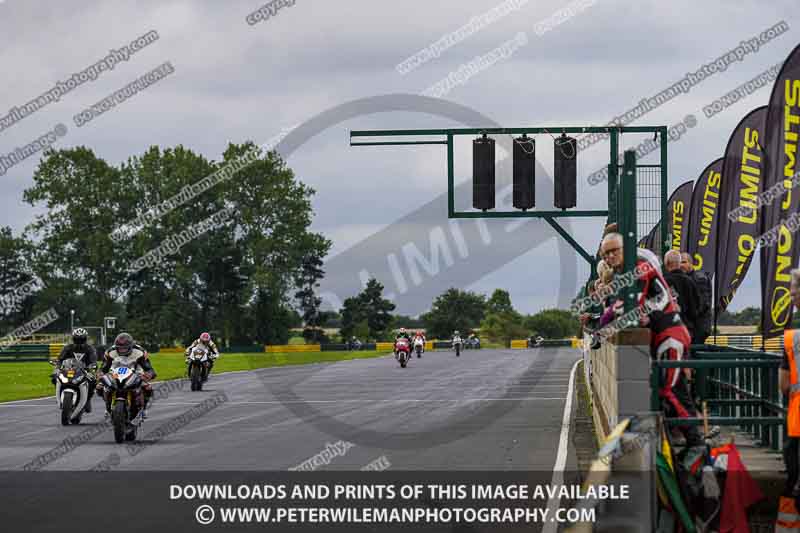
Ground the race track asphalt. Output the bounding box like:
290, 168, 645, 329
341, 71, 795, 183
0, 347, 581, 472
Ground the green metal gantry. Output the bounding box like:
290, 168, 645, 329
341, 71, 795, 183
349, 125, 668, 277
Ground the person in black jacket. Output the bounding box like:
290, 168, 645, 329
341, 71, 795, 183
53, 328, 98, 412
681, 252, 712, 344
663, 250, 701, 341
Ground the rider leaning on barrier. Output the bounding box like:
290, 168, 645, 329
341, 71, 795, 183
54, 328, 98, 413
185, 332, 219, 377
97, 333, 156, 415
776, 268, 800, 532
600, 233, 701, 446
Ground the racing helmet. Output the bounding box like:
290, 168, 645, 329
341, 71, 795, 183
200, 332, 211, 343
72, 327, 88, 346
114, 332, 134, 357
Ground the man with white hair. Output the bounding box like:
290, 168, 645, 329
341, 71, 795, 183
776, 268, 800, 531
599, 233, 700, 445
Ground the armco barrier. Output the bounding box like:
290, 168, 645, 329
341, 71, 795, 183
508, 338, 578, 349
266, 344, 321, 353
320, 343, 349, 351
142, 341, 489, 355
539, 338, 575, 347
704, 334, 782, 352
221, 345, 265, 353
158, 347, 184, 354
0, 343, 52, 362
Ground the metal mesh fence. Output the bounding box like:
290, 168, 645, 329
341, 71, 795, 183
636, 165, 663, 251
611, 165, 663, 247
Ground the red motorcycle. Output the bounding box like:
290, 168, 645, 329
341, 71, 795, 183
394, 338, 411, 368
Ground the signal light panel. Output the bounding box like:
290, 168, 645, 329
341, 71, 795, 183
472, 134, 495, 211
513, 135, 535, 210
554, 133, 577, 209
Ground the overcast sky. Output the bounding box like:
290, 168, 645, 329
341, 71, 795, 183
1, 0, 797, 314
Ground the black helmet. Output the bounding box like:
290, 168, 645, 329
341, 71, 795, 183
114, 332, 134, 356
72, 328, 88, 345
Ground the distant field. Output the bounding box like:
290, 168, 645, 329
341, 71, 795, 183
0, 350, 387, 403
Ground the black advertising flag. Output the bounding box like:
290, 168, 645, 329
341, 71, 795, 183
715, 106, 768, 312
761, 44, 800, 339
642, 221, 660, 252
666, 181, 694, 251
686, 158, 724, 274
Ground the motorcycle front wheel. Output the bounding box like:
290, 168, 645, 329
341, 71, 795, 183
112, 401, 127, 444
191, 364, 202, 391
60, 392, 73, 426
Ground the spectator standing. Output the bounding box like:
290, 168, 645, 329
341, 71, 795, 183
681, 252, 712, 344
663, 250, 701, 341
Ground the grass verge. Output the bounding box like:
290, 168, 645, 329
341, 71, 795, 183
0, 349, 386, 403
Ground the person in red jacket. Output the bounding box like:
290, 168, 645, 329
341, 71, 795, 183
600, 233, 700, 445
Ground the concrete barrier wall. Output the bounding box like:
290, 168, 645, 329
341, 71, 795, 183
588, 329, 652, 443
590, 339, 618, 439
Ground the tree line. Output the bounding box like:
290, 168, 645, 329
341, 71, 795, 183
0, 142, 329, 348
0, 143, 578, 348
336, 283, 579, 345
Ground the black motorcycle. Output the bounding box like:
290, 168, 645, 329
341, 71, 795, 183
50, 358, 95, 426
99, 363, 145, 443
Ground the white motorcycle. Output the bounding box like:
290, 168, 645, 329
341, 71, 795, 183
50, 355, 95, 426
452, 335, 463, 357
413, 337, 425, 358
186, 345, 212, 391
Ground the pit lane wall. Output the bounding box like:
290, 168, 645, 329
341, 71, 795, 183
584, 328, 652, 445
578, 328, 659, 532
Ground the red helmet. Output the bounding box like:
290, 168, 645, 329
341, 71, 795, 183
200, 332, 211, 343
416, 330, 422, 336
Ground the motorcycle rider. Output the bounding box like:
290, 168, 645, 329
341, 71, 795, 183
96, 333, 156, 417
413, 330, 426, 354
185, 332, 219, 381
467, 332, 477, 348
394, 327, 411, 359
452, 330, 463, 345
53, 328, 98, 413
396, 327, 411, 341
349, 336, 362, 350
